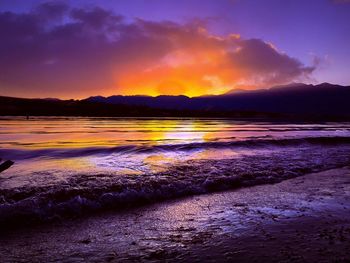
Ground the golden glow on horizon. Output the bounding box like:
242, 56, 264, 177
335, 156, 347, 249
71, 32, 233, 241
2, 119, 217, 149
0, 3, 318, 100
113, 46, 240, 97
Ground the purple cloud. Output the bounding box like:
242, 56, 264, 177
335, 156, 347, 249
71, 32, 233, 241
0, 2, 316, 98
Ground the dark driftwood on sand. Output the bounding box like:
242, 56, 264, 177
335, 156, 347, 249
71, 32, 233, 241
0, 160, 14, 173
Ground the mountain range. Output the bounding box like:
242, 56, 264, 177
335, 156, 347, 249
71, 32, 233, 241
1, 83, 349, 120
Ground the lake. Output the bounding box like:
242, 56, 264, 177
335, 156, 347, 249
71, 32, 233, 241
1, 117, 350, 224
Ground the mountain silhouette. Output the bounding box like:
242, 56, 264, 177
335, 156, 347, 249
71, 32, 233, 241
1, 83, 349, 120
84, 83, 350, 118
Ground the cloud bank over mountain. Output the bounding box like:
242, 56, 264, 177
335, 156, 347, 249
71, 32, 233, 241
0, 2, 315, 98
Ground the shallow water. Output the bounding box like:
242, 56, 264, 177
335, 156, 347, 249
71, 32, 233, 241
1, 117, 350, 224
1, 117, 350, 176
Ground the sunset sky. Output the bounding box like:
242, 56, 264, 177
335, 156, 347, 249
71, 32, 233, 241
0, 0, 349, 99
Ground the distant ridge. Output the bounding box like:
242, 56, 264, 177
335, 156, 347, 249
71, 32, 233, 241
1, 83, 350, 120
84, 83, 350, 118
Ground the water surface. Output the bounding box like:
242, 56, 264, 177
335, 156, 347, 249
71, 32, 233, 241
1, 117, 350, 224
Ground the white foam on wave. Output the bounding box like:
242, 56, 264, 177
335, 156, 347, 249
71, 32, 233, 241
1, 144, 350, 227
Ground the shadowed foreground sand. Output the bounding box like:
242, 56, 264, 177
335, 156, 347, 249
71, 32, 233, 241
1, 167, 350, 262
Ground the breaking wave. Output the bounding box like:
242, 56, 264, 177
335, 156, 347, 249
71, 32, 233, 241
1, 143, 350, 228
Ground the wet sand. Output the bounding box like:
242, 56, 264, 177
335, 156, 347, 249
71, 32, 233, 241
1, 167, 350, 262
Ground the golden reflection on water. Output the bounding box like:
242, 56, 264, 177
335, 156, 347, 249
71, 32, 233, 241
163, 121, 208, 142
0, 118, 228, 149
0, 117, 291, 177
2, 117, 349, 180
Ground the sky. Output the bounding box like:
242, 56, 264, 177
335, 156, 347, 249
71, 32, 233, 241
0, 0, 349, 99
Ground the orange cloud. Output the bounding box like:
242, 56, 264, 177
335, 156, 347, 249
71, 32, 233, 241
0, 3, 315, 98
114, 23, 314, 96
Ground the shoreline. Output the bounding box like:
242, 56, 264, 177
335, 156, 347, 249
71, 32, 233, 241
2, 143, 350, 229
1, 167, 350, 262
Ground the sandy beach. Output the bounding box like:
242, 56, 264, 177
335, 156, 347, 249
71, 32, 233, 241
1, 167, 350, 262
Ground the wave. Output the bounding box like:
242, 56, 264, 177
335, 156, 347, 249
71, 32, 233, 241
1, 136, 350, 160
1, 144, 350, 228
